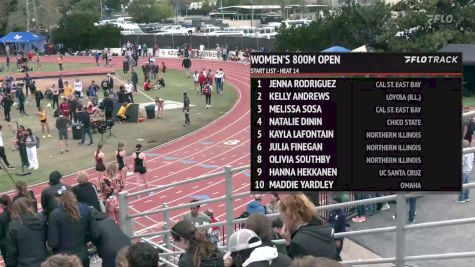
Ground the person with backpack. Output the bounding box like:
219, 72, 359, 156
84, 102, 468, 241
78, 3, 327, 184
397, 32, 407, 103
203, 82, 212, 109
25, 128, 39, 170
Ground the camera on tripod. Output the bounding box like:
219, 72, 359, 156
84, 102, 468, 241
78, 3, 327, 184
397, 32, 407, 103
98, 125, 107, 134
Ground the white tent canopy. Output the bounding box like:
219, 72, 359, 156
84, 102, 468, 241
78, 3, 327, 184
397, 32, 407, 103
352, 45, 376, 52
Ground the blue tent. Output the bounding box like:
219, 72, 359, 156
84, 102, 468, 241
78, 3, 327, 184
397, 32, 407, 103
321, 46, 351, 52
0, 32, 46, 53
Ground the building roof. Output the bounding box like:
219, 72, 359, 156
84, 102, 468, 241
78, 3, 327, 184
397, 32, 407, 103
218, 4, 327, 10
439, 44, 475, 65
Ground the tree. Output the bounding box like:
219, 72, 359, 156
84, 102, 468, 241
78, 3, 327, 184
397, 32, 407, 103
53, 9, 120, 50
128, 0, 173, 23
275, 2, 392, 52
378, 0, 475, 52
201, 0, 215, 14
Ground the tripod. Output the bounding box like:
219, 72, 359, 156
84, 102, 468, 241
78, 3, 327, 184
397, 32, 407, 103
0, 159, 17, 186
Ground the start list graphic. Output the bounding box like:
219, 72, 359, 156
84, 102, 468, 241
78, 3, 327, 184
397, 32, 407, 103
250, 53, 462, 192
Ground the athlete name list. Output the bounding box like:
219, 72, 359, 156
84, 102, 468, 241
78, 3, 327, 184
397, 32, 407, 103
251, 53, 462, 192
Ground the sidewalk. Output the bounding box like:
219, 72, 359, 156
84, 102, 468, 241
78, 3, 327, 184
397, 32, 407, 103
341, 239, 395, 267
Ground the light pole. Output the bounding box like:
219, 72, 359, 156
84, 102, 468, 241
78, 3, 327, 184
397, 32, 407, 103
251, 0, 254, 27
176, 0, 178, 24
301, 0, 304, 19
26, 0, 30, 31
221, 0, 224, 21
100, 0, 103, 20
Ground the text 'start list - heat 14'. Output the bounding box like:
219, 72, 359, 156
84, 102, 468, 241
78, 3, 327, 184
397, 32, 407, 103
250, 53, 462, 192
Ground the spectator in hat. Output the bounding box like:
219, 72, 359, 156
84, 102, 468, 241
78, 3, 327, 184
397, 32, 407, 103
126, 242, 159, 267
40, 171, 72, 218
171, 220, 224, 267
280, 194, 338, 260
246, 194, 266, 215
223, 229, 291, 267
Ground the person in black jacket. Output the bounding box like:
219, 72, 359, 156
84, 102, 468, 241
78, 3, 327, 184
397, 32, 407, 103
131, 68, 139, 92
107, 74, 114, 92
279, 194, 338, 261
328, 195, 348, 261
182, 57, 192, 78
40, 171, 72, 219
58, 75, 64, 95
171, 220, 224, 267
48, 187, 94, 267
13, 180, 38, 213
117, 86, 129, 104
0, 195, 12, 266
2, 94, 14, 123
183, 93, 190, 126
89, 208, 131, 267
77, 106, 93, 145
7, 197, 47, 267
123, 59, 129, 74
102, 95, 114, 121
223, 229, 291, 267
72, 172, 100, 211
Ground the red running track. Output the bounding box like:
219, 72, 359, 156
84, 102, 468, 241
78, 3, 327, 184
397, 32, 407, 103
2, 56, 252, 243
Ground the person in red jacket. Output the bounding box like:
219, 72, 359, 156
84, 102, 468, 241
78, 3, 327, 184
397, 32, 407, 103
59, 97, 70, 118
198, 71, 206, 93
143, 80, 152, 91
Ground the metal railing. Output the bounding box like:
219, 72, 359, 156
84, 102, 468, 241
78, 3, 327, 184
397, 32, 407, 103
119, 172, 475, 267
118, 112, 475, 266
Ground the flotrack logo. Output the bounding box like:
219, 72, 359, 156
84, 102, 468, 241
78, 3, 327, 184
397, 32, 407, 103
427, 14, 454, 24
404, 56, 459, 64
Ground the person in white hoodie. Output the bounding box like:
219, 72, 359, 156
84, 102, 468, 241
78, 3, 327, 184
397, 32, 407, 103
223, 229, 291, 267
73, 79, 83, 98
215, 69, 224, 94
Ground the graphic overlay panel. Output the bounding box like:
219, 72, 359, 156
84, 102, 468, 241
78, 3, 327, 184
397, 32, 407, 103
250, 53, 462, 192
